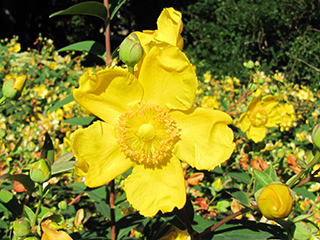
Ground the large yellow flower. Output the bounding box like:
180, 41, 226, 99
236, 95, 282, 143
71, 8, 234, 217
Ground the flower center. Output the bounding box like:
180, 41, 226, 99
116, 102, 180, 165
250, 107, 268, 127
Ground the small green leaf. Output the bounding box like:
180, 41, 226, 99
228, 190, 251, 208
86, 185, 107, 202
63, 116, 96, 126
227, 171, 251, 185
57, 41, 106, 62
1, 173, 35, 193
116, 212, 145, 239
264, 164, 278, 182
55, 152, 74, 164
41, 132, 55, 165
24, 205, 35, 224
50, 94, 75, 114
51, 161, 76, 175
50, 1, 108, 26
109, 0, 126, 20
253, 169, 274, 187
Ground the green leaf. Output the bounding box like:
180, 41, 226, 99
55, 152, 74, 164
0, 189, 23, 217
1, 173, 35, 193
116, 212, 145, 239
227, 190, 251, 208
109, 0, 126, 20
41, 132, 55, 165
0, 218, 7, 229
86, 185, 107, 202
226, 171, 251, 185
205, 220, 287, 239
253, 169, 274, 187
50, 94, 75, 114
50, 1, 108, 26
95, 201, 110, 219
63, 116, 96, 126
264, 164, 278, 182
57, 41, 106, 62
51, 161, 76, 175
24, 205, 35, 224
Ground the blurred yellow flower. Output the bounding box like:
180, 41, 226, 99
8, 43, 21, 53
201, 95, 220, 109
72, 8, 234, 217
236, 95, 281, 143
276, 103, 296, 131
204, 71, 211, 83
34, 84, 49, 98
273, 71, 285, 82
296, 86, 315, 101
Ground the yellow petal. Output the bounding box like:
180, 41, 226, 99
41, 220, 72, 240
265, 108, 282, 127
172, 108, 235, 170
73, 67, 143, 125
124, 156, 186, 217
236, 112, 250, 132
155, 8, 184, 49
261, 95, 279, 112
139, 44, 197, 110
72, 121, 133, 187
247, 125, 266, 143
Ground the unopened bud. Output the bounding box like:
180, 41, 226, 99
257, 183, 294, 220
2, 75, 27, 100
312, 124, 320, 149
58, 200, 68, 211
212, 178, 223, 192
119, 33, 143, 68
13, 218, 31, 237
30, 159, 51, 183
243, 60, 255, 69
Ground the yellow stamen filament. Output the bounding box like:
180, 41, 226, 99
116, 102, 179, 165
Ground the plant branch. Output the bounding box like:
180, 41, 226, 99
109, 180, 116, 240
104, 0, 112, 67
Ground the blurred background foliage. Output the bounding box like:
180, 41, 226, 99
1, 0, 319, 84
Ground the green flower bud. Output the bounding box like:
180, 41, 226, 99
119, 33, 143, 68
30, 159, 51, 183
13, 218, 31, 237
257, 183, 294, 220
2, 75, 27, 100
58, 200, 68, 211
312, 123, 320, 149
243, 60, 255, 69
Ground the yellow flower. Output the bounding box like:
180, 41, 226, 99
236, 95, 282, 143
203, 72, 211, 83
135, 8, 184, 51
158, 226, 190, 240
201, 96, 220, 109
8, 43, 21, 53
71, 8, 235, 217
276, 103, 296, 131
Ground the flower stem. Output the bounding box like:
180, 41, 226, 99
104, 0, 112, 67
32, 184, 43, 227
109, 180, 116, 240
196, 206, 254, 238
0, 96, 6, 105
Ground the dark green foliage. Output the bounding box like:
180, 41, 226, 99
182, 0, 320, 84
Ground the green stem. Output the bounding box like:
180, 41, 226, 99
128, 66, 134, 74
0, 96, 6, 105
32, 184, 43, 227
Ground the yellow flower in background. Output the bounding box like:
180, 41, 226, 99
276, 103, 296, 131
273, 71, 285, 82
41, 219, 72, 240
236, 95, 282, 143
8, 43, 21, 53
296, 86, 315, 101
71, 8, 235, 217
34, 84, 49, 98
201, 95, 220, 109
204, 71, 212, 83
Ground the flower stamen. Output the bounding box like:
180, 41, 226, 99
116, 102, 179, 165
